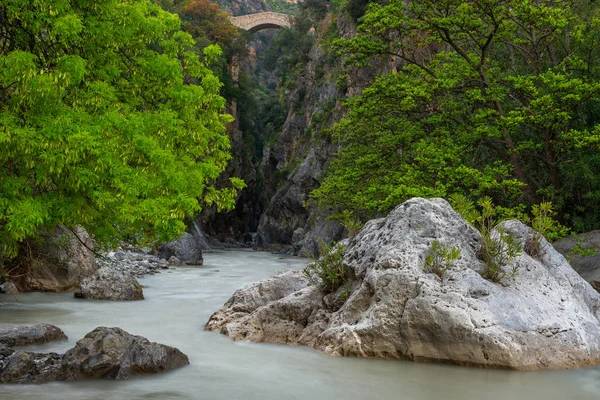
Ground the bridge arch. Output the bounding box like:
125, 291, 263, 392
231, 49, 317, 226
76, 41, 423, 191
230, 12, 292, 33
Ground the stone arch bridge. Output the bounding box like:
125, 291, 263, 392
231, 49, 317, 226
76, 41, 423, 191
229, 12, 292, 33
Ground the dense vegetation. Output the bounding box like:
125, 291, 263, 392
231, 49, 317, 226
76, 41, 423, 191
0, 0, 243, 265
312, 0, 600, 234
5, 0, 600, 271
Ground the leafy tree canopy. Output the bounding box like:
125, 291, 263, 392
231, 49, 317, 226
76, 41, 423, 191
0, 0, 244, 262
182, 0, 240, 45
313, 0, 600, 232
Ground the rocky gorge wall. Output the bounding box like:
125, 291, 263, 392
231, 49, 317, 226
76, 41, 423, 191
199, 1, 389, 255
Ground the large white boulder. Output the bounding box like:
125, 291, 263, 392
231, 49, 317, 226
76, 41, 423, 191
206, 198, 600, 369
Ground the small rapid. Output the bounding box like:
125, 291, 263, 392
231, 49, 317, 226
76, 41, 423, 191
1, 250, 599, 400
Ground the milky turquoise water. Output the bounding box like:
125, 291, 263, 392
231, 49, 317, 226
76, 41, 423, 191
1, 250, 599, 400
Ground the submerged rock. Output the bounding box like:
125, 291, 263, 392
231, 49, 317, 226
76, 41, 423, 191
74, 267, 144, 301
0, 348, 63, 384
206, 197, 600, 370
0, 324, 67, 347
0, 282, 19, 295
158, 233, 204, 265
0, 327, 189, 384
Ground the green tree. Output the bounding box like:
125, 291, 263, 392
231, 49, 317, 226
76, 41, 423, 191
181, 0, 241, 45
0, 0, 244, 264
313, 0, 600, 229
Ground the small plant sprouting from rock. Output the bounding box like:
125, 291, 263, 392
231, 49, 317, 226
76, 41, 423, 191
339, 283, 351, 301
526, 202, 571, 258
343, 219, 363, 240
303, 241, 348, 293
531, 202, 569, 241
568, 236, 597, 262
449, 193, 480, 225
451, 194, 522, 283
476, 198, 522, 282
423, 240, 461, 277
478, 225, 522, 282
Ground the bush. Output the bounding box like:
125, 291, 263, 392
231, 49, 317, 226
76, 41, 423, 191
451, 195, 522, 283
303, 241, 347, 293
423, 240, 461, 277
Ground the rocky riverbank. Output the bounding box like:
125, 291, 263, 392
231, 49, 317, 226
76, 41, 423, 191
99, 249, 172, 278
0, 229, 213, 295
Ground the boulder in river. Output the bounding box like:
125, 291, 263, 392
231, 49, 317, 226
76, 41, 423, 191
553, 231, 600, 292
0, 324, 67, 347
0, 347, 64, 384
158, 232, 204, 265
0, 327, 189, 384
0, 282, 19, 295
168, 256, 182, 266
74, 267, 144, 301
206, 197, 600, 370
61, 327, 190, 380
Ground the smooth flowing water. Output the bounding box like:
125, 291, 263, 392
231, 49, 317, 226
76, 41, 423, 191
1, 249, 599, 400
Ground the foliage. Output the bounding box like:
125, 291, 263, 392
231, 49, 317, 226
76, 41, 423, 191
451, 195, 522, 282
522, 201, 569, 257
0, 0, 241, 263
330, 0, 371, 21
423, 240, 461, 277
530, 202, 570, 242
568, 236, 597, 261
337, 210, 363, 239
182, 0, 240, 45
258, 0, 299, 14
475, 198, 523, 283
303, 241, 347, 293
264, 17, 315, 90
300, 0, 329, 19
312, 0, 600, 233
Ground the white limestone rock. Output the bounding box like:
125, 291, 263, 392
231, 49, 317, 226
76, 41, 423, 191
206, 198, 600, 370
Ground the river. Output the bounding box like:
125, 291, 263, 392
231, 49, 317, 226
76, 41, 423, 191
1, 250, 599, 399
